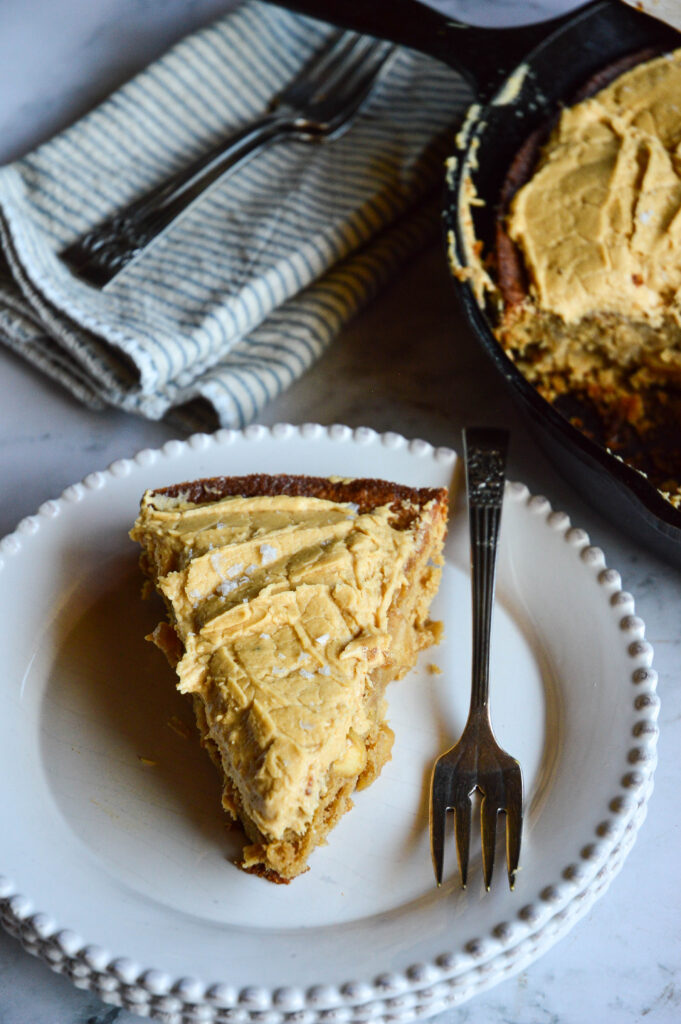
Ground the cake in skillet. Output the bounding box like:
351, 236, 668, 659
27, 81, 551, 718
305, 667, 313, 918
495, 48, 681, 505
130, 473, 447, 882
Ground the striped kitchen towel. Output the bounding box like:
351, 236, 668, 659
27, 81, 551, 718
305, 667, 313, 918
0, 1, 469, 430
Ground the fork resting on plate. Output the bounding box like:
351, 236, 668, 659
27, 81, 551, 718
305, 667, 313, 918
60, 31, 394, 288
430, 427, 523, 891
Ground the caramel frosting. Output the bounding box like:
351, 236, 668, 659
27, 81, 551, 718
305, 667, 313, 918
132, 491, 430, 842
507, 49, 681, 326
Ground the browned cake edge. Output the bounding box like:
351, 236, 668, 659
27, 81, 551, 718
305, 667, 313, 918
149, 473, 446, 531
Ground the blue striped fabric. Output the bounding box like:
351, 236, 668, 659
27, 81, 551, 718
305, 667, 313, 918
0, 1, 470, 429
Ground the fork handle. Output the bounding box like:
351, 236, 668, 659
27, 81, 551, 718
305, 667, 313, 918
464, 427, 509, 716
60, 112, 291, 287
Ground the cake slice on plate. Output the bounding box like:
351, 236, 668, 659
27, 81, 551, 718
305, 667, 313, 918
130, 473, 447, 882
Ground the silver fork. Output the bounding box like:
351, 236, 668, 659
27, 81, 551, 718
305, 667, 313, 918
430, 427, 523, 891
60, 31, 395, 288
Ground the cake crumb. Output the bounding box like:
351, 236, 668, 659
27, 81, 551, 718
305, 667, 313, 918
427, 663, 443, 676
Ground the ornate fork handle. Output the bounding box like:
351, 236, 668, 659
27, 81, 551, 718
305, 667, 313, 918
429, 426, 521, 890
464, 427, 509, 720
60, 112, 294, 287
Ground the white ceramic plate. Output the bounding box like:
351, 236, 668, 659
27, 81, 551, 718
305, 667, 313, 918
0, 424, 658, 1022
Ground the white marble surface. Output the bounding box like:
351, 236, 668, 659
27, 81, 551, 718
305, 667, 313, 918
0, 1, 680, 1022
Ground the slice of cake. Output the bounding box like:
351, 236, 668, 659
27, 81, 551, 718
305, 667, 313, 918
130, 473, 447, 882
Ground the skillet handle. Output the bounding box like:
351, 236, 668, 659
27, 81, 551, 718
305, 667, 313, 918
268, 0, 585, 102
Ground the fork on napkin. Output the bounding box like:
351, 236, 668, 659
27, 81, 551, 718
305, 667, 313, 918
0, 0, 469, 430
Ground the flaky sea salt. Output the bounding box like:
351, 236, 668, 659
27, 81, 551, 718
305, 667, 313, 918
259, 543, 278, 564
217, 579, 239, 596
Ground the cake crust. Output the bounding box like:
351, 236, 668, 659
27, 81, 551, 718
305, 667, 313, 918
152, 473, 446, 528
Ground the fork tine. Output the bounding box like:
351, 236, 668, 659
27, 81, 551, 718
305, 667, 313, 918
454, 793, 473, 889
306, 34, 366, 101
429, 786, 448, 887
480, 792, 499, 891
505, 774, 523, 889
324, 38, 391, 96
275, 30, 359, 108
326, 43, 393, 117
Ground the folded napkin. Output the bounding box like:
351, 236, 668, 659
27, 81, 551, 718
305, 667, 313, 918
0, 1, 469, 430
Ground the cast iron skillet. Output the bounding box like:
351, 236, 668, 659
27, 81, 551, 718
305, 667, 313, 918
272, 0, 681, 562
